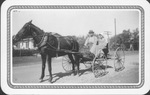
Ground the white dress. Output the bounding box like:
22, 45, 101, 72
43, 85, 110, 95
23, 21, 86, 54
90, 37, 107, 56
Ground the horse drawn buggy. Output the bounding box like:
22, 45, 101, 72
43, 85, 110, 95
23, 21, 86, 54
13, 20, 125, 82
62, 44, 125, 78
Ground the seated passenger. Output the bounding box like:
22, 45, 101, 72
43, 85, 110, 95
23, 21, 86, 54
90, 33, 107, 57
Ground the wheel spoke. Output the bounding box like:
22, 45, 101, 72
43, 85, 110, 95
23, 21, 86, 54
62, 56, 72, 72
92, 53, 108, 78
63, 58, 69, 61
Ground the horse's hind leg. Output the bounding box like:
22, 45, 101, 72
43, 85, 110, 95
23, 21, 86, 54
74, 54, 80, 76
39, 54, 46, 82
68, 54, 75, 75
47, 55, 52, 83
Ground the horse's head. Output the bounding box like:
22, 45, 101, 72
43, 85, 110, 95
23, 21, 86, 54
13, 20, 33, 44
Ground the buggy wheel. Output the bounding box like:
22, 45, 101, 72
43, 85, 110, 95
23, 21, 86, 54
114, 47, 125, 72
62, 55, 72, 72
92, 53, 108, 78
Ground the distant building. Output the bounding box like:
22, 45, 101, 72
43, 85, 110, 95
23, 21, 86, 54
13, 38, 36, 50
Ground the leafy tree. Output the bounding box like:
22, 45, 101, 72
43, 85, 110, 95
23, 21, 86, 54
76, 36, 86, 49
132, 28, 139, 50
109, 28, 139, 51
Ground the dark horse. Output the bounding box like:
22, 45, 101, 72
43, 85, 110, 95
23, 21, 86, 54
13, 20, 80, 83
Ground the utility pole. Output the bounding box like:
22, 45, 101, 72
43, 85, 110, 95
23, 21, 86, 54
114, 18, 116, 36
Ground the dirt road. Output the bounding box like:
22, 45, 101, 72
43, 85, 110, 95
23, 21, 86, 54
13, 53, 139, 83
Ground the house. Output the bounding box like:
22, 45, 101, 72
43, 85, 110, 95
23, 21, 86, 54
13, 38, 36, 50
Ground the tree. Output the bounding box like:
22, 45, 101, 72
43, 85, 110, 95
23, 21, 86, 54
132, 28, 139, 50
76, 36, 86, 50
109, 28, 139, 51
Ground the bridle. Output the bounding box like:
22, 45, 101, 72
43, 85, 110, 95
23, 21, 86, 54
27, 24, 58, 51
28, 24, 45, 47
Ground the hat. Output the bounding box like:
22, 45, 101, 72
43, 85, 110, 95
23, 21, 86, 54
89, 30, 94, 34
99, 33, 103, 36
98, 33, 104, 37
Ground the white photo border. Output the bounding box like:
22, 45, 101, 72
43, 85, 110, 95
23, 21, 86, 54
7, 5, 144, 89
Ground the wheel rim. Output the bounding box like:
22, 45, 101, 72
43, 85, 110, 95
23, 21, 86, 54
114, 47, 125, 71
92, 53, 108, 77
62, 56, 72, 72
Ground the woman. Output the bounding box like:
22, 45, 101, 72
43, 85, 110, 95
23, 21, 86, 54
90, 33, 107, 57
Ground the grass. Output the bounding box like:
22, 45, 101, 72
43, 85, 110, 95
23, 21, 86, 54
13, 56, 42, 67
13, 55, 63, 67
124, 51, 139, 55
109, 50, 139, 55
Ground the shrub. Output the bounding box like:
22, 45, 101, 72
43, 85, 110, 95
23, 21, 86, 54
13, 49, 39, 57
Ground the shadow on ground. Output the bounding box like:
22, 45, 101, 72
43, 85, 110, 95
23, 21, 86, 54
42, 65, 113, 83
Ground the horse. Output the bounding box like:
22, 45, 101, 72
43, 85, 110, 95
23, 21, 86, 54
13, 20, 80, 83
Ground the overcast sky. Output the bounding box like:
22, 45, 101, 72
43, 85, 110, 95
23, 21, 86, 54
12, 9, 139, 37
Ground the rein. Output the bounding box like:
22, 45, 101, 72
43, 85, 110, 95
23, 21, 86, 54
28, 24, 45, 47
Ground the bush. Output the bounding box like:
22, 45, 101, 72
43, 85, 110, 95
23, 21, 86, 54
13, 49, 39, 57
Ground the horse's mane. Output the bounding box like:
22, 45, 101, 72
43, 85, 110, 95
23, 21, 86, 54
31, 23, 44, 34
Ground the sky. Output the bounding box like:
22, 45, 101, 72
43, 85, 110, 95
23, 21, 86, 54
12, 9, 139, 37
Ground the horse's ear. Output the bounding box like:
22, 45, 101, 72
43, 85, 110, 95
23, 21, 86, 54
29, 20, 32, 23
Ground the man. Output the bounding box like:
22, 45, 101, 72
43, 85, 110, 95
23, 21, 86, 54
84, 30, 97, 50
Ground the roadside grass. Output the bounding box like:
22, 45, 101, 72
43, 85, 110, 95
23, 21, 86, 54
13, 56, 42, 67
13, 56, 63, 67
109, 50, 139, 55
124, 51, 139, 55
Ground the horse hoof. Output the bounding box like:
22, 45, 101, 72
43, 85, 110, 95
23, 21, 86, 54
39, 79, 43, 83
49, 80, 52, 83
49, 78, 52, 83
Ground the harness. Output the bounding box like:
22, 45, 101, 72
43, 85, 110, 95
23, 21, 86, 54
36, 33, 48, 47
36, 33, 78, 56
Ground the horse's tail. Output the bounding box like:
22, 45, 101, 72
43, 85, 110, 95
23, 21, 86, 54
71, 37, 79, 52
74, 39, 79, 52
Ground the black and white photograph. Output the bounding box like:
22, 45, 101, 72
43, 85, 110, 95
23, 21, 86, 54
1, 0, 150, 94
12, 9, 140, 84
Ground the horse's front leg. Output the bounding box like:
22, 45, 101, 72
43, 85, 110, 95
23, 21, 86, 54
39, 54, 46, 82
47, 55, 52, 83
